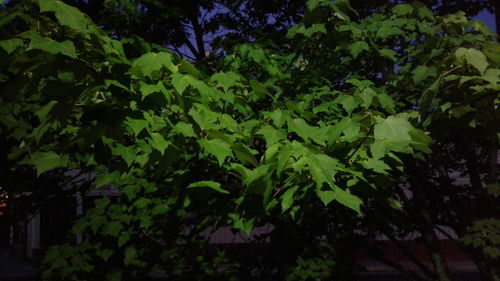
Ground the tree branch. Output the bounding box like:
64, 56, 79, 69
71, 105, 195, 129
183, 34, 201, 60
189, 11, 206, 60
383, 232, 437, 278
362, 245, 430, 281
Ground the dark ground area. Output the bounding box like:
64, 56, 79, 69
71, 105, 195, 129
0, 248, 37, 281
0, 247, 482, 281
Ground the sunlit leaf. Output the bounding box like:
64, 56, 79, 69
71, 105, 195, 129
39, 0, 89, 32
188, 181, 229, 194
392, 4, 413, 16
149, 132, 171, 155
455, 47, 489, 74
0, 38, 23, 54
199, 138, 232, 166
350, 41, 369, 58
132, 52, 177, 78
281, 186, 298, 212
27, 151, 69, 176
27, 32, 76, 58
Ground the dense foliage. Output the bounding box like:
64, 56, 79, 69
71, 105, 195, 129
0, 0, 498, 280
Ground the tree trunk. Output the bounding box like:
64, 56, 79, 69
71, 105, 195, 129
406, 159, 454, 281
467, 251, 500, 281
189, 11, 206, 61
421, 225, 453, 281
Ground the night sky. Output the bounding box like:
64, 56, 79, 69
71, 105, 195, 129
473, 9, 496, 32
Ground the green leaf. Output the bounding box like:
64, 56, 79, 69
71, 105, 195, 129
178, 59, 204, 78
305, 152, 338, 188
249, 80, 270, 99
229, 213, 254, 235
337, 95, 358, 114
39, 0, 89, 32
188, 181, 229, 194
373, 115, 413, 156
442, 12, 467, 25
264, 143, 281, 161
132, 52, 177, 78
483, 42, 500, 65
376, 24, 402, 39
307, 0, 326, 10
105, 79, 130, 92
303, 24, 327, 37
256, 125, 286, 146
171, 122, 197, 138
350, 41, 369, 58
149, 132, 171, 155
290, 141, 310, 159
124, 118, 148, 136
94, 196, 111, 210
317, 190, 335, 205
377, 93, 396, 114
117, 232, 131, 247
171, 72, 191, 95
188, 81, 221, 104
188, 104, 219, 130
134, 197, 152, 209
36, 101, 58, 122
0, 38, 23, 54
152, 203, 170, 216
379, 48, 397, 62
412, 65, 437, 84
347, 78, 374, 89
417, 7, 434, 19
27, 151, 69, 176
245, 165, 271, 185
95, 171, 120, 188
327, 118, 349, 142
139, 81, 168, 100
219, 114, 239, 131
287, 24, 305, 39
408, 129, 433, 153
232, 143, 258, 166
419, 77, 440, 112
362, 158, 391, 174
199, 138, 232, 166
143, 112, 166, 131
114, 145, 136, 167
230, 164, 271, 186
342, 118, 360, 141
374, 116, 412, 141
370, 142, 385, 160
288, 118, 315, 142
392, 4, 413, 16
358, 87, 375, 108
122, 185, 140, 201
281, 186, 298, 212
310, 126, 330, 146
90, 215, 106, 233
100, 37, 127, 60
210, 71, 242, 92
124, 247, 138, 266
482, 69, 500, 85
97, 249, 113, 261
31, 122, 50, 143
265, 110, 290, 128
455, 48, 489, 74
332, 187, 362, 213
27, 32, 76, 58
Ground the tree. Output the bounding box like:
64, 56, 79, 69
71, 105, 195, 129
0, 1, 498, 281
57, 0, 306, 61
